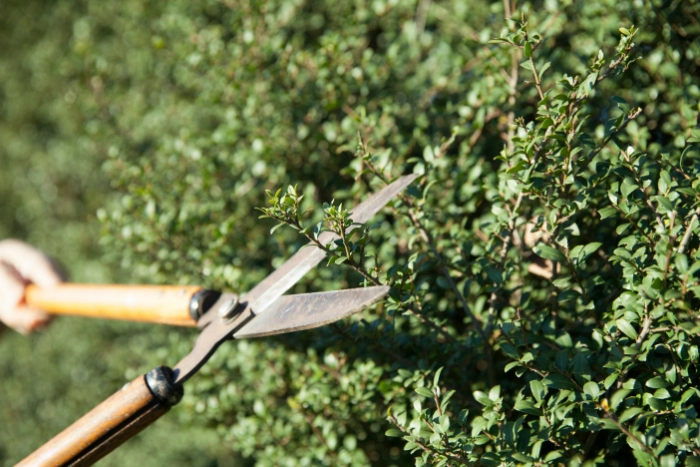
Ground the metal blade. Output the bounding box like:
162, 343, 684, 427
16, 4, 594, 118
197, 173, 417, 327
234, 286, 389, 339
174, 174, 416, 384
173, 286, 390, 383
244, 173, 417, 313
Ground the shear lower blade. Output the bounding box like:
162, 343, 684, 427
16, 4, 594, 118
234, 286, 390, 339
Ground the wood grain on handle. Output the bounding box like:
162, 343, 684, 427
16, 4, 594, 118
17, 372, 175, 467
25, 284, 203, 326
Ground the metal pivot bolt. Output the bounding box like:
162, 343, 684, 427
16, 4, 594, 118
217, 295, 241, 320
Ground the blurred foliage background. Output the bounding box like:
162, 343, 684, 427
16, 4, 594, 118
1, 0, 699, 465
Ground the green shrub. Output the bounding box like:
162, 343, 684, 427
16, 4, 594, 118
1, 0, 699, 466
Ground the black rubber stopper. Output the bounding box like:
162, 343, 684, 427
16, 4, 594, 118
145, 366, 184, 407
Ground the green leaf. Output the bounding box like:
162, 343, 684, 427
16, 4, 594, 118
439, 414, 450, 432
500, 343, 519, 359
512, 453, 535, 463
583, 381, 600, 398
604, 373, 619, 389
598, 418, 622, 431
385, 428, 404, 437
610, 389, 631, 410
656, 195, 673, 213
270, 222, 286, 234
621, 178, 638, 198
619, 407, 644, 422
415, 387, 434, 398
544, 451, 564, 462
599, 206, 618, 219
658, 170, 671, 193
433, 367, 444, 387
645, 377, 670, 389
612, 96, 630, 114
572, 354, 592, 383
524, 41, 532, 58
530, 380, 545, 402
681, 388, 698, 404
616, 223, 631, 235
660, 454, 676, 467
514, 399, 542, 416
581, 242, 602, 259
556, 351, 568, 370
505, 361, 520, 372
543, 373, 577, 390
616, 319, 638, 340
648, 397, 667, 411
534, 243, 566, 262
580, 72, 599, 97
436, 276, 451, 289
473, 391, 493, 406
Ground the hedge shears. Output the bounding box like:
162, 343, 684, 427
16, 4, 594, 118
17, 174, 417, 466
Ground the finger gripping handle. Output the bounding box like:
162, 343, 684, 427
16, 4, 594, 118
18, 367, 183, 467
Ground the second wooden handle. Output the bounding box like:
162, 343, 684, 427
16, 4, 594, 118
18, 367, 182, 467
26, 284, 204, 326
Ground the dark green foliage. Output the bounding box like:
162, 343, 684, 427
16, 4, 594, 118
1, 0, 700, 465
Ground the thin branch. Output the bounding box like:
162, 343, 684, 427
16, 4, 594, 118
587, 107, 641, 162
300, 405, 337, 458
663, 211, 677, 284
523, 24, 546, 105
388, 413, 470, 464
603, 410, 657, 459
635, 302, 652, 349
415, 0, 431, 36
679, 209, 699, 254
404, 208, 487, 345
533, 43, 637, 165
485, 193, 523, 336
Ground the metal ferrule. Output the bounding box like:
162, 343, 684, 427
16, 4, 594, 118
189, 289, 222, 321
145, 366, 183, 407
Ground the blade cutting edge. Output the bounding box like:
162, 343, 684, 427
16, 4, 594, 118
244, 174, 417, 314
175, 174, 416, 383
197, 173, 417, 328
234, 286, 389, 339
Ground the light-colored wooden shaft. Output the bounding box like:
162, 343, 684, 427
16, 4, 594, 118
17, 374, 170, 467
25, 284, 203, 326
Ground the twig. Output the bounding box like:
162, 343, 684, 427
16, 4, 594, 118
300, 405, 337, 457
388, 413, 470, 464
523, 24, 546, 105
626, 147, 665, 233
663, 211, 677, 284
587, 107, 641, 162
635, 302, 652, 349
679, 209, 698, 254
405, 208, 488, 345
533, 43, 637, 165
603, 411, 657, 459
415, 0, 431, 36
485, 193, 523, 336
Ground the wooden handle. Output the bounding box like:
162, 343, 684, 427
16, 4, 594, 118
25, 284, 205, 326
18, 367, 182, 467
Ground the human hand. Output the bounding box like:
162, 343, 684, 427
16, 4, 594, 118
0, 239, 63, 334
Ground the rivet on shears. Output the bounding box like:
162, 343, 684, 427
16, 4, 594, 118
217, 295, 241, 320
